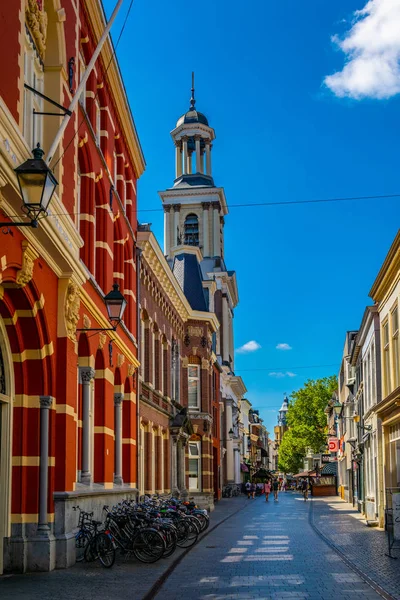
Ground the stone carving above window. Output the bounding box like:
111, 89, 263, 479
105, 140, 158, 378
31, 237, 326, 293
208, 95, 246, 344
65, 281, 80, 342
16, 241, 38, 287
25, 0, 48, 61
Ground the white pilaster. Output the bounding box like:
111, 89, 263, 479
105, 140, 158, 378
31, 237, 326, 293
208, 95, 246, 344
213, 203, 220, 257
173, 205, 180, 245
182, 137, 188, 175
202, 202, 210, 257
195, 137, 201, 173
206, 142, 212, 175
175, 142, 182, 178
222, 295, 230, 364
164, 206, 171, 256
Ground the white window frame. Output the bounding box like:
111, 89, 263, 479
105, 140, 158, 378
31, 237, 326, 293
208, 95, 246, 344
188, 441, 201, 491
392, 306, 399, 389
383, 320, 391, 396
23, 31, 43, 149
188, 364, 200, 411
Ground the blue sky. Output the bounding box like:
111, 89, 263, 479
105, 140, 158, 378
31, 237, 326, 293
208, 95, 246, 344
104, 0, 400, 436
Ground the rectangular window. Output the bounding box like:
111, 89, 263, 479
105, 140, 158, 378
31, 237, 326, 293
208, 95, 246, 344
95, 100, 101, 146
383, 320, 391, 396
171, 341, 180, 402
371, 343, 376, 407
23, 32, 43, 149
392, 307, 399, 389
188, 365, 200, 410
188, 442, 201, 491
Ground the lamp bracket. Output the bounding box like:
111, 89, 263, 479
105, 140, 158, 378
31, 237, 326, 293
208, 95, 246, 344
0, 220, 39, 234
77, 327, 117, 332
25, 84, 72, 116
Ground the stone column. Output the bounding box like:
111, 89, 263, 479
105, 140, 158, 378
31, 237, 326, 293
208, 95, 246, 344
200, 149, 205, 174
182, 137, 188, 174
213, 203, 220, 257
206, 142, 212, 176
114, 393, 123, 486
79, 367, 95, 485
171, 436, 179, 496
164, 205, 171, 256
234, 447, 241, 484
38, 396, 54, 532
173, 204, 180, 246
222, 294, 230, 363
202, 202, 210, 257
179, 441, 188, 499
175, 141, 182, 178
225, 401, 234, 483
195, 136, 201, 173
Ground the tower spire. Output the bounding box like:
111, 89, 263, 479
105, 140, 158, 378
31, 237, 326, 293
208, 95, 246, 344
190, 71, 195, 110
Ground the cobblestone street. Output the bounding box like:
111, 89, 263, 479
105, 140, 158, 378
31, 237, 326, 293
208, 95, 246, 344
1, 493, 399, 600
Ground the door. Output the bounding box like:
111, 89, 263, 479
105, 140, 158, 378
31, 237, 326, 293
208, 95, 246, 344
0, 327, 13, 574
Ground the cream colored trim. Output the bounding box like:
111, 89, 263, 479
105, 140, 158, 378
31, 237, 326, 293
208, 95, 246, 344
79, 213, 96, 224
95, 368, 114, 385
3, 294, 45, 325
94, 426, 115, 437
14, 395, 41, 408
122, 438, 137, 445
12, 342, 54, 363
11, 513, 54, 524
124, 289, 136, 301
12, 456, 55, 467
113, 271, 124, 279
95, 241, 114, 259
56, 404, 78, 421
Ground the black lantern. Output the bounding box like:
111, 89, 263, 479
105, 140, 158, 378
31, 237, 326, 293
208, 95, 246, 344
104, 283, 127, 325
15, 144, 58, 219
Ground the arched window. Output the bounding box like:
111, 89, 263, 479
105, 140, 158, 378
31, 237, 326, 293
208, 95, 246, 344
184, 214, 199, 246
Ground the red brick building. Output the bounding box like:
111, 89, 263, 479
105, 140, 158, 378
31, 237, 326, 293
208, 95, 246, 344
0, 0, 144, 572
137, 227, 221, 508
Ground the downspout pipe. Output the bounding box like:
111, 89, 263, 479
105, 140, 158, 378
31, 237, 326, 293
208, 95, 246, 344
46, 0, 125, 165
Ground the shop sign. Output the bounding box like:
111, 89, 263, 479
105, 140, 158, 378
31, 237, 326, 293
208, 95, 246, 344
321, 454, 331, 463
329, 438, 339, 452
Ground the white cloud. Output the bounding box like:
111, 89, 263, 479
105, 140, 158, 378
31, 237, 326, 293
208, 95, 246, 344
236, 340, 261, 354
276, 343, 292, 351
269, 371, 297, 379
324, 0, 400, 99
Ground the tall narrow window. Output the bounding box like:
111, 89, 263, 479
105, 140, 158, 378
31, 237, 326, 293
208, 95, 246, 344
184, 214, 199, 246
140, 318, 145, 379
95, 99, 101, 146
188, 365, 200, 410
392, 307, 399, 389
188, 442, 201, 491
171, 340, 180, 402
383, 321, 391, 395
23, 31, 43, 148
371, 343, 376, 405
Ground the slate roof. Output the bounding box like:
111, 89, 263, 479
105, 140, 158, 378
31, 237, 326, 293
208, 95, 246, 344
172, 253, 208, 311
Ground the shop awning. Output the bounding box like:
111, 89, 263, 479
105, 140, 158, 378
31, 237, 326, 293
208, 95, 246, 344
240, 463, 249, 472
321, 462, 338, 476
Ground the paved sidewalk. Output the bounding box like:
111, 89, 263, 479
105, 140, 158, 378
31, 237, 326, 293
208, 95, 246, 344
0, 495, 250, 600
311, 496, 400, 600
155, 492, 383, 600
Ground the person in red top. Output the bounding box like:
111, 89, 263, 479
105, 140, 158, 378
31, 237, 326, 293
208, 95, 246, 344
264, 479, 271, 502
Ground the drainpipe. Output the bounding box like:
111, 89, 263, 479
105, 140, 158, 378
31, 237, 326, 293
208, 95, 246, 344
136, 246, 142, 497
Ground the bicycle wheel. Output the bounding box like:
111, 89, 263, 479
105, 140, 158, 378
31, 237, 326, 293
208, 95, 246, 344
162, 527, 177, 558
75, 530, 91, 562
133, 528, 165, 563
96, 533, 116, 568
193, 512, 209, 532
176, 519, 198, 548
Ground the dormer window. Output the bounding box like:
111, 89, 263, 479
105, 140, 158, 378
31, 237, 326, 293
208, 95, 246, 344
184, 213, 199, 246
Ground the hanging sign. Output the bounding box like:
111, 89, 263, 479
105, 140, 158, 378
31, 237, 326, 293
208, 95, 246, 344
328, 438, 339, 452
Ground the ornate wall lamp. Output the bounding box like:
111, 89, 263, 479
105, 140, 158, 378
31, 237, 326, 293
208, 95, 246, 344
77, 284, 127, 333
1, 144, 58, 233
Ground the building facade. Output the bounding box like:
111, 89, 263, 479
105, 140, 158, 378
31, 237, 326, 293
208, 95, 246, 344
137, 226, 220, 509
159, 83, 246, 493
0, 0, 144, 573
370, 233, 400, 496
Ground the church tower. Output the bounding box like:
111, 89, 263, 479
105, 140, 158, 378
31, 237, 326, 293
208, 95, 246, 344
159, 75, 228, 262
159, 76, 238, 373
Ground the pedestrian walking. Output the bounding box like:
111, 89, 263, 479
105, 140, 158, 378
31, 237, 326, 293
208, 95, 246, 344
301, 478, 308, 501
264, 479, 271, 502
245, 481, 251, 499
272, 478, 279, 501
251, 481, 257, 499
281, 479, 287, 492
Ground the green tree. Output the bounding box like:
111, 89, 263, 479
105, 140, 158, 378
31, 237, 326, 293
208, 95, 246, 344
278, 375, 337, 474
